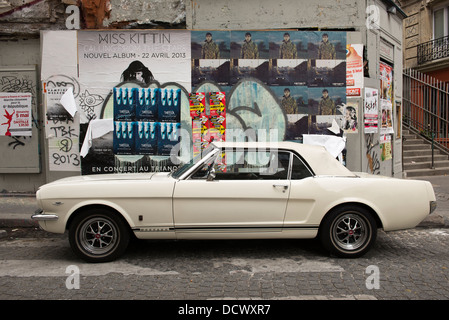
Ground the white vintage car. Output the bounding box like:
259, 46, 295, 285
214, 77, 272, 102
33, 141, 436, 262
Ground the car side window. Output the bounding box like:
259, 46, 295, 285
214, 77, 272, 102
291, 154, 313, 180
212, 150, 290, 180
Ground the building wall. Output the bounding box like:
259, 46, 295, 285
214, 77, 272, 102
0, 0, 187, 192
402, 0, 449, 72
0, 0, 406, 192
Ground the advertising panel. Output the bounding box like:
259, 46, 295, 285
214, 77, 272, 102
41, 30, 351, 174
0, 92, 32, 137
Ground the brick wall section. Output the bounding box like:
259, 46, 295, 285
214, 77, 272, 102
0, 0, 186, 40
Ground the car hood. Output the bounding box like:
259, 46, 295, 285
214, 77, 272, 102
41, 172, 171, 186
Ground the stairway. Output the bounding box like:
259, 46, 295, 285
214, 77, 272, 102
403, 129, 449, 177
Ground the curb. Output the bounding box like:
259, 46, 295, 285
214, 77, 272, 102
0, 218, 39, 228
0, 193, 35, 198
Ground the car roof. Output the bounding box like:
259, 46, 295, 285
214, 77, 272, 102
211, 141, 355, 177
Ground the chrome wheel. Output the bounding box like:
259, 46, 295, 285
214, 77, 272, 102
331, 213, 368, 251
319, 205, 377, 258
79, 217, 118, 255
69, 209, 130, 263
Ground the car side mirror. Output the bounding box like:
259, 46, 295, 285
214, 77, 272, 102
207, 167, 216, 181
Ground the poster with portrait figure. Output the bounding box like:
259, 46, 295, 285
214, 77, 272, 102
191, 31, 231, 88
381, 99, 394, 134
77, 30, 191, 174
78, 30, 191, 120
308, 87, 346, 116
269, 31, 308, 60
191, 31, 230, 60
342, 101, 358, 133
271, 86, 308, 116
308, 31, 347, 60
380, 62, 393, 102
231, 31, 269, 60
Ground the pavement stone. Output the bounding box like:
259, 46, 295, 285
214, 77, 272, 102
0, 175, 448, 230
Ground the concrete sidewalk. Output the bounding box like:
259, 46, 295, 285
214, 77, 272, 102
0, 175, 448, 234
0, 193, 39, 229
413, 175, 449, 228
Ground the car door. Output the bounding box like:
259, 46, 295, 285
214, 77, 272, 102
172, 149, 291, 237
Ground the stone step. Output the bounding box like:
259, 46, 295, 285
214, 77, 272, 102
403, 154, 449, 163
403, 138, 430, 145
403, 160, 449, 170
402, 129, 449, 177
403, 149, 448, 158
405, 167, 449, 178
403, 143, 431, 151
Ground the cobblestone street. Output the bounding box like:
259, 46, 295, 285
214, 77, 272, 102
0, 227, 448, 301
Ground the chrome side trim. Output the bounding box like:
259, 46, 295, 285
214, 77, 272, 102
31, 213, 59, 221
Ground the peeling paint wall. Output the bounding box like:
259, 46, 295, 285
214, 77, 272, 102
106, 0, 186, 28
0, 0, 67, 39
186, 0, 364, 30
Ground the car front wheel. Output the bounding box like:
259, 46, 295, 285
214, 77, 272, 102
319, 205, 377, 258
69, 209, 130, 263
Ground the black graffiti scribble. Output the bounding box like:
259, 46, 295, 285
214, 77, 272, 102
45, 75, 80, 98
0, 76, 35, 94
59, 138, 73, 152
365, 134, 380, 174
7, 137, 26, 149
79, 90, 104, 119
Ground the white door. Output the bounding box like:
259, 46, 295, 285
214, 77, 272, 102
173, 149, 291, 235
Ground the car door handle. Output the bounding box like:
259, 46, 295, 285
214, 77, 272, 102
273, 184, 288, 192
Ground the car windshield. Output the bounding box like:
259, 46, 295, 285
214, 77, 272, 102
171, 145, 215, 179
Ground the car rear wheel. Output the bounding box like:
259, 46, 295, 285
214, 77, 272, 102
319, 205, 377, 258
69, 209, 130, 263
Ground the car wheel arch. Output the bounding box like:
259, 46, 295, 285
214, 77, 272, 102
319, 202, 383, 230
67, 205, 133, 262
66, 203, 133, 232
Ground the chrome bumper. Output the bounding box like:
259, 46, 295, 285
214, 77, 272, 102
31, 209, 59, 221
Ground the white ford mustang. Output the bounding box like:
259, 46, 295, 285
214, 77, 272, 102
33, 141, 437, 262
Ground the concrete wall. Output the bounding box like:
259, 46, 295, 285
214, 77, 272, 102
186, 0, 365, 30
0, 39, 46, 192
367, 0, 404, 178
